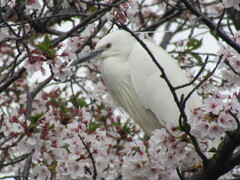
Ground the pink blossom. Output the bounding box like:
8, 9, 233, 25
204, 98, 224, 114
26, 0, 41, 10
0, 27, 9, 40
24, 51, 47, 75
218, 111, 237, 130
67, 37, 82, 52
52, 63, 72, 82
67, 160, 86, 179
229, 56, 240, 72
32, 165, 51, 180
222, 0, 240, 10
191, 121, 209, 138
208, 122, 224, 139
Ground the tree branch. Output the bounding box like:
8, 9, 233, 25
25, 73, 53, 118
51, 0, 126, 47
188, 128, 240, 180
180, 0, 240, 53
0, 67, 26, 93
22, 150, 34, 180
78, 134, 97, 180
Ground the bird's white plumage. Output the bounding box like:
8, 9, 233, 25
95, 30, 202, 136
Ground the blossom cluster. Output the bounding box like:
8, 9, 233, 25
1, 0, 240, 179
222, 0, 240, 10
216, 31, 240, 86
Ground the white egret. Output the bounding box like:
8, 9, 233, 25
69, 30, 202, 137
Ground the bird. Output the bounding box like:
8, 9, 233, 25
69, 30, 202, 137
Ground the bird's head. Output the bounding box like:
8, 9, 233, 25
68, 30, 135, 66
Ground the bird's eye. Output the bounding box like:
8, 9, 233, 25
106, 43, 111, 49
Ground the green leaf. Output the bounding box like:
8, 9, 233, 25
50, 98, 58, 105
176, 125, 183, 132
98, 103, 105, 110
37, 35, 56, 58
186, 38, 203, 51
123, 118, 131, 134
70, 97, 88, 108
208, 147, 217, 153
60, 103, 68, 114
29, 113, 44, 124
123, 126, 131, 134
37, 35, 51, 51
191, 53, 202, 64
87, 122, 101, 131
110, 122, 121, 127
29, 113, 43, 132
77, 99, 88, 108
48, 123, 55, 130
89, 6, 98, 12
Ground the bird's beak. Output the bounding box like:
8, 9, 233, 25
68, 49, 103, 66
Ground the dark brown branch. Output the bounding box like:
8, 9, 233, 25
0, 153, 29, 168
229, 150, 240, 168
75, 19, 107, 54
224, 59, 240, 77
26, 73, 53, 118
216, 8, 225, 39
226, 7, 240, 30
51, 0, 125, 47
177, 167, 184, 180
175, 55, 209, 90
78, 134, 97, 180
228, 110, 240, 128
181, 0, 240, 53
0, 67, 26, 93
0, 134, 24, 151
0, 13, 88, 29
0, 114, 3, 130
22, 150, 34, 180
183, 55, 222, 106
140, 8, 183, 32
188, 128, 240, 180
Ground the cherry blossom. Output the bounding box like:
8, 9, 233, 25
26, 0, 41, 10
1, 0, 240, 179
222, 0, 240, 10
32, 165, 51, 180
204, 98, 224, 114
0, 27, 9, 41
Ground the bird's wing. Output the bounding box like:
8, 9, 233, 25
129, 39, 202, 129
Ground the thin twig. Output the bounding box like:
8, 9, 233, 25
224, 59, 240, 77
0, 13, 89, 29
78, 134, 97, 180
26, 73, 54, 118
188, 16, 202, 38
216, 8, 225, 39
176, 167, 184, 180
22, 150, 34, 180
175, 55, 209, 90
0, 153, 29, 168
75, 19, 107, 54
181, 0, 240, 53
0, 67, 26, 93
0, 134, 24, 151
0, 114, 3, 130
183, 55, 222, 106
228, 110, 240, 128
51, 0, 125, 47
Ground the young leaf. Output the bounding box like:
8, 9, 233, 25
29, 113, 44, 124
37, 35, 51, 51
186, 38, 203, 51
